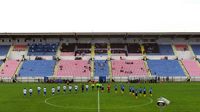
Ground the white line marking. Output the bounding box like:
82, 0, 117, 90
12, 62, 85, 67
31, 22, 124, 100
98, 90, 100, 112
44, 94, 153, 110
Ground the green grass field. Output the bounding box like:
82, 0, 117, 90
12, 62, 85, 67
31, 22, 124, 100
0, 82, 200, 112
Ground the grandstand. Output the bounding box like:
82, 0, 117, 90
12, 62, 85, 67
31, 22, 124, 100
0, 32, 200, 82
19, 60, 56, 77
147, 60, 185, 77
56, 60, 91, 77
94, 60, 109, 77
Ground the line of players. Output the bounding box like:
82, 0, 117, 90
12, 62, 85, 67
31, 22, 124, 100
23, 83, 153, 98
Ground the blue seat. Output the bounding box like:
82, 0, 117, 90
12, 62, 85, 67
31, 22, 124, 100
19, 60, 56, 77
28, 43, 58, 56
159, 45, 174, 55
94, 60, 109, 76
147, 45, 174, 55
0, 45, 10, 56
191, 45, 200, 55
147, 60, 185, 77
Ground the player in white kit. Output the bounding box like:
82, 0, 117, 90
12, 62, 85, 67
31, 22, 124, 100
69, 85, 72, 93
29, 88, 33, 96
63, 85, 67, 93
57, 85, 60, 93
75, 85, 78, 93
86, 84, 89, 92
43, 87, 47, 96
52, 87, 55, 95
37, 86, 41, 95
23, 88, 27, 96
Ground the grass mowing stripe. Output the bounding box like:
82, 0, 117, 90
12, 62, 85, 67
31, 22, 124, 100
98, 90, 100, 112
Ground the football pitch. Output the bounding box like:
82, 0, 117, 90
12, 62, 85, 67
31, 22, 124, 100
0, 82, 200, 112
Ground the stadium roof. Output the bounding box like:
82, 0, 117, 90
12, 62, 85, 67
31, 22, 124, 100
0, 32, 200, 38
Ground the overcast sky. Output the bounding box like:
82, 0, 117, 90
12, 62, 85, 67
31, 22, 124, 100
0, 0, 200, 32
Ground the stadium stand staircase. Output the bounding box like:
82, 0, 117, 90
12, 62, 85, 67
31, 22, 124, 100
0, 62, 5, 72
8, 45, 28, 60
6, 45, 13, 60
140, 44, 145, 55
91, 44, 95, 79
56, 43, 61, 57
188, 45, 195, 58
53, 60, 59, 76
144, 61, 152, 76
179, 61, 191, 79
140, 44, 147, 60
53, 43, 62, 76
15, 61, 24, 76
107, 44, 112, 81
172, 44, 178, 56
173, 44, 193, 59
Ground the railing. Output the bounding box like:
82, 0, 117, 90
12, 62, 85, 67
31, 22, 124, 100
0, 75, 200, 83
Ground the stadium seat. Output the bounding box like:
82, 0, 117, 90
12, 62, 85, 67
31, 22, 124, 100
0, 45, 10, 56
19, 60, 56, 77
158, 45, 174, 55
175, 44, 188, 51
0, 60, 20, 77
13, 45, 27, 51
146, 44, 174, 55
191, 45, 200, 55
60, 52, 75, 56
94, 60, 109, 76
143, 43, 159, 54
182, 60, 200, 76
28, 43, 58, 56
57, 60, 91, 77
147, 60, 185, 77
111, 60, 148, 77
127, 43, 141, 54
60, 43, 75, 52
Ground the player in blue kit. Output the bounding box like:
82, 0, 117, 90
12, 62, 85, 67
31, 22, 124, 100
121, 84, 125, 94
81, 84, 84, 93
149, 87, 153, 96
135, 89, 138, 99
114, 85, 118, 93
139, 87, 142, 96
143, 87, 146, 97
132, 87, 135, 96
129, 86, 132, 94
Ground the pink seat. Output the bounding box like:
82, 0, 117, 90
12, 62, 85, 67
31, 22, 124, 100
13, 45, 27, 51
60, 52, 74, 56
0, 60, 20, 77
57, 60, 91, 77
111, 60, 148, 77
182, 60, 200, 76
175, 44, 188, 51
